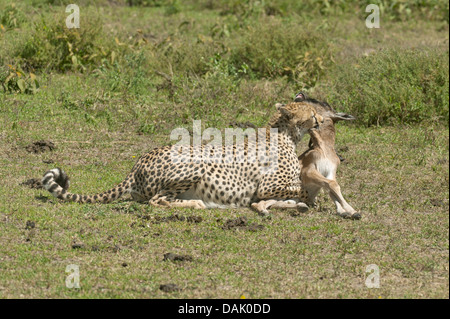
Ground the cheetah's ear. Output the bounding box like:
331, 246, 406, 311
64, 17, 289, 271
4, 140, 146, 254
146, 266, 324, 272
276, 103, 292, 118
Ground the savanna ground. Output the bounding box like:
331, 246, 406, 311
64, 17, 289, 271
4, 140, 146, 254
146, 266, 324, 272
0, 0, 448, 299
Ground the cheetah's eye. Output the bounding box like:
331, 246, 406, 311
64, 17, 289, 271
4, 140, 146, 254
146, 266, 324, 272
312, 114, 320, 128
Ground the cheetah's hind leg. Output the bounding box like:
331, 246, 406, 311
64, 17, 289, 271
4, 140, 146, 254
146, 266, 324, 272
149, 195, 206, 209
251, 200, 309, 216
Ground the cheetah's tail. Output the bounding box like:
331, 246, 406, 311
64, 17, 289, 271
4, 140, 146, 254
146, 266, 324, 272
42, 168, 131, 204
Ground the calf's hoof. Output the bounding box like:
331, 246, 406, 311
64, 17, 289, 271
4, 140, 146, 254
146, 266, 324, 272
339, 212, 362, 220
296, 202, 309, 213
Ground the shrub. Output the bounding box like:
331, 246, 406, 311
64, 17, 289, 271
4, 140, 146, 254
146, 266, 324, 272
16, 14, 115, 73
228, 18, 331, 88
0, 64, 40, 94
0, 4, 25, 29
188, 0, 449, 22
323, 48, 449, 126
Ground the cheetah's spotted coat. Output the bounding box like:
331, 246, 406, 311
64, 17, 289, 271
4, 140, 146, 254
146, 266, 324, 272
42, 102, 323, 210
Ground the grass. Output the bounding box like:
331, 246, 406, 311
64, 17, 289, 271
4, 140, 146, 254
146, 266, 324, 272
0, 0, 448, 298
323, 48, 449, 126
0, 124, 448, 298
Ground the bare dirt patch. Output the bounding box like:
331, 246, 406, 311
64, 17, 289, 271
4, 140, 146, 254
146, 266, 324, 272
71, 241, 85, 249
20, 178, 43, 189
25, 140, 55, 154
154, 213, 203, 224
163, 253, 193, 262
25, 220, 36, 230
229, 121, 256, 129
222, 216, 265, 232
159, 283, 181, 292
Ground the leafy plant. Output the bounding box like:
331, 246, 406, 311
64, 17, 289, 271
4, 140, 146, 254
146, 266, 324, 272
0, 3, 25, 29
0, 64, 39, 94
17, 15, 115, 73
229, 18, 331, 88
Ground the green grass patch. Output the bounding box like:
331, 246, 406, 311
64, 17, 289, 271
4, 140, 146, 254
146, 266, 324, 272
324, 48, 449, 126
0, 0, 448, 299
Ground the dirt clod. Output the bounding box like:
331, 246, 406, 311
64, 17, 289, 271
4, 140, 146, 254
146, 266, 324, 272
112, 244, 124, 252
247, 223, 265, 232
229, 121, 256, 129
163, 253, 193, 262
337, 145, 349, 152
20, 178, 43, 189
71, 242, 85, 249
25, 140, 55, 154
430, 199, 446, 207
154, 213, 203, 224
222, 216, 248, 229
25, 220, 35, 230
187, 216, 203, 223
159, 283, 181, 292
222, 216, 264, 231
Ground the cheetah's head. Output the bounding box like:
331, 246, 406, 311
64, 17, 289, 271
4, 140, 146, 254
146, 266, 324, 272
272, 102, 324, 143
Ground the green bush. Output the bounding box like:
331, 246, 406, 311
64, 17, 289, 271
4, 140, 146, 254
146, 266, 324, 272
0, 3, 25, 29
16, 14, 115, 73
324, 48, 449, 126
228, 18, 331, 88
142, 32, 227, 78
0, 64, 40, 94
188, 0, 449, 22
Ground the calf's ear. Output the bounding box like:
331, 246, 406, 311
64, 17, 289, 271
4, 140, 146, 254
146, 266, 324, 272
331, 112, 356, 122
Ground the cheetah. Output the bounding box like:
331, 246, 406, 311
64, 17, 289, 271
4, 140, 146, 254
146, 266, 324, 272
41, 102, 324, 211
